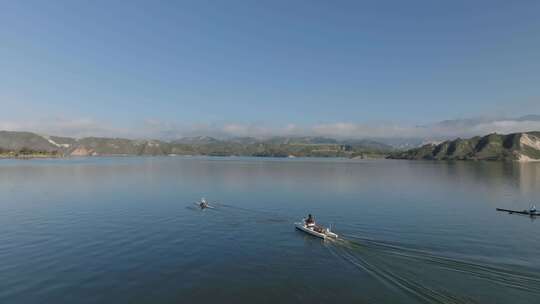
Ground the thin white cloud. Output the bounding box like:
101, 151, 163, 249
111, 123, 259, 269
0, 117, 131, 138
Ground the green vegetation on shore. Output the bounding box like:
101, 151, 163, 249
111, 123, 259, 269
0, 147, 60, 159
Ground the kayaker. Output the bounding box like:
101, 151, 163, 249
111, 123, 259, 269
305, 214, 315, 226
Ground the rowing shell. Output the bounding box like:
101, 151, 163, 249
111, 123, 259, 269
496, 208, 539, 216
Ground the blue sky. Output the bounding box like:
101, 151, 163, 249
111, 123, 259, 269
1, 0, 540, 138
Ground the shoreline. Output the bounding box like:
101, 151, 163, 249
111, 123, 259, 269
0, 154, 388, 161
1, 154, 539, 162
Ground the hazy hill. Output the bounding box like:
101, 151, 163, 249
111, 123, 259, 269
0, 131, 58, 152
173, 136, 221, 145
262, 136, 339, 145
388, 132, 540, 162
72, 137, 172, 156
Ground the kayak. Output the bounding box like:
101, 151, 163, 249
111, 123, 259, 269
295, 222, 338, 239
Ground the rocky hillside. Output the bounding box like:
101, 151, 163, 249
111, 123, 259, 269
388, 132, 540, 162
0, 131, 393, 158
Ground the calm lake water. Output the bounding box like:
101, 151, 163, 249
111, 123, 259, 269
1, 157, 540, 304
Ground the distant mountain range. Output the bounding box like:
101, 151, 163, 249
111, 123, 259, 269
388, 132, 540, 162
2, 127, 540, 161
0, 131, 393, 158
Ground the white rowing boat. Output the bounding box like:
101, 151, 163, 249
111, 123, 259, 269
294, 221, 338, 239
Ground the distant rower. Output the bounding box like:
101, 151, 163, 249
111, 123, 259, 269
199, 198, 209, 209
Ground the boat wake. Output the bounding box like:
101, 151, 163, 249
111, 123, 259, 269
185, 202, 540, 303
211, 203, 292, 224
324, 236, 540, 304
